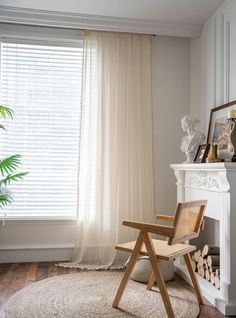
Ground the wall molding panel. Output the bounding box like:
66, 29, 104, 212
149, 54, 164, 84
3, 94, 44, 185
224, 6, 236, 102
191, 0, 236, 134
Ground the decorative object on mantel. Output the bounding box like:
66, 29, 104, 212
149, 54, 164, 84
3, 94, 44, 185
205, 144, 222, 163
181, 115, 205, 163
191, 244, 220, 289
194, 144, 210, 163
228, 109, 236, 162
207, 100, 236, 160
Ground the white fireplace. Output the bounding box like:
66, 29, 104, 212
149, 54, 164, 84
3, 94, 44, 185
171, 163, 236, 316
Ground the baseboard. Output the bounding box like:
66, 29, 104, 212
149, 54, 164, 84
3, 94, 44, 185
0, 247, 73, 263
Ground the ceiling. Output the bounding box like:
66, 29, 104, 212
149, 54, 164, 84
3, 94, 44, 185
0, 0, 225, 25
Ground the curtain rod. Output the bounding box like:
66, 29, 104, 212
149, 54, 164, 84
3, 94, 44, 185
0, 21, 157, 37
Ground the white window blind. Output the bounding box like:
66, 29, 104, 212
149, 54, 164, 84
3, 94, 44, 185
0, 41, 83, 218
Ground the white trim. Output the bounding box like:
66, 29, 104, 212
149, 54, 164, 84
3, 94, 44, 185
0, 244, 74, 250
175, 265, 232, 315
0, 247, 73, 263
0, 218, 77, 224
203, 0, 236, 31
171, 162, 236, 171
0, 5, 202, 38
0, 22, 83, 44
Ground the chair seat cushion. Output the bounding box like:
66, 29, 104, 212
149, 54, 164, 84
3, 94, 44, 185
130, 256, 175, 283
116, 238, 196, 260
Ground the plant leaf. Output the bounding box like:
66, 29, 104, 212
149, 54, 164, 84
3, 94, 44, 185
0, 124, 6, 131
1, 172, 28, 186
0, 194, 13, 208
0, 155, 22, 176
0, 105, 14, 119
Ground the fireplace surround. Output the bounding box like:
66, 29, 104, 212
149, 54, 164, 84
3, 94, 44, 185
171, 163, 236, 315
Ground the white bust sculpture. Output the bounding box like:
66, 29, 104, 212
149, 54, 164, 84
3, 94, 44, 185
181, 115, 205, 163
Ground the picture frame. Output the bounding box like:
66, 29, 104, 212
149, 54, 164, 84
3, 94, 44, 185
207, 100, 236, 159
194, 144, 210, 163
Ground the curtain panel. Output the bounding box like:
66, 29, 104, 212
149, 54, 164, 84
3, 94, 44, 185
68, 30, 154, 268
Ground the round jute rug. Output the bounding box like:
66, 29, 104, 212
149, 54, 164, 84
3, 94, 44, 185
5, 271, 199, 318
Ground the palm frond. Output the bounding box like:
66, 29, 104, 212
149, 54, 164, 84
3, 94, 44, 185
1, 172, 28, 186
0, 155, 22, 176
0, 196, 13, 207
0, 105, 14, 119
0, 193, 13, 208
0, 124, 6, 131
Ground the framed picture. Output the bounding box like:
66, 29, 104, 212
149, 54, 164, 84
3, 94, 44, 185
194, 144, 210, 163
207, 100, 236, 159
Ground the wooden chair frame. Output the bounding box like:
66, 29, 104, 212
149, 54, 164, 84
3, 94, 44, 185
112, 200, 207, 318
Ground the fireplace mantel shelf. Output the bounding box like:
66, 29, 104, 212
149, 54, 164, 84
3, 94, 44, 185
171, 163, 236, 315
171, 162, 236, 171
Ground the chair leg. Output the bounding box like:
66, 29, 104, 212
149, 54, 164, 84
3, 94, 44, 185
184, 253, 204, 305
112, 231, 144, 308
143, 233, 175, 318
147, 271, 156, 290
147, 260, 164, 290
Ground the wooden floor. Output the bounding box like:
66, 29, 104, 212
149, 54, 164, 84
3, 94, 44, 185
0, 262, 232, 318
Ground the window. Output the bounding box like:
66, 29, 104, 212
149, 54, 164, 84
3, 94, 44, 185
0, 40, 83, 218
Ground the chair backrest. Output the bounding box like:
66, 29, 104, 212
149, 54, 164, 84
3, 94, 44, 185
168, 200, 207, 245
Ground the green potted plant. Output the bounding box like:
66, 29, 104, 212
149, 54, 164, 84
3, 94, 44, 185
0, 105, 27, 208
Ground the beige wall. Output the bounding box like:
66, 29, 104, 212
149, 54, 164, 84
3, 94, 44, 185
152, 36, 191, 215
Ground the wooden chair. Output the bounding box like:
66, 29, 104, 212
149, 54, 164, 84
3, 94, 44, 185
112, 200, 207, 318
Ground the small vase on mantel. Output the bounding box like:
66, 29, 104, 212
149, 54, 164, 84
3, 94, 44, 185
228, 110, 236, 162
206, 144, 217, 163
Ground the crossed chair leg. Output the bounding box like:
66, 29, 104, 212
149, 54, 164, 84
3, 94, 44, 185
112, 231, 204, 318
147, 254, 204, 307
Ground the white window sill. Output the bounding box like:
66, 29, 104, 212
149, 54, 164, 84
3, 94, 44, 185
0, 216, 77, 225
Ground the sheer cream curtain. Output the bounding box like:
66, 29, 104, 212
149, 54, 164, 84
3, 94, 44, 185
70, 30, 154, 268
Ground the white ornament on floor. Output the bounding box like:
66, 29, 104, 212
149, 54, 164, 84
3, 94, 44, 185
130, 256, 175, 283
181, 115, 205, 163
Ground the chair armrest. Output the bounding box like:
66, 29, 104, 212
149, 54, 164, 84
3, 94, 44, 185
122, 220, 175, 238
155, 214, 174, 224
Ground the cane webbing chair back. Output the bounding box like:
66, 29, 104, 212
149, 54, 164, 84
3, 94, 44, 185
169, 200, 207, 245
